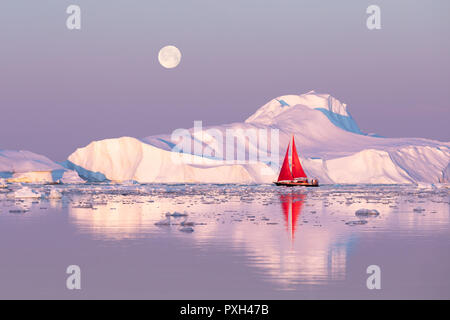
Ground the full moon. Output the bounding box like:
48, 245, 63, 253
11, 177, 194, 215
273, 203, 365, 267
158, 45, 182, 69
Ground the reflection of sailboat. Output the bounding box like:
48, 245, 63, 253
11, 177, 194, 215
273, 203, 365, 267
279, 193, 306, 240
274, 136, 319, 187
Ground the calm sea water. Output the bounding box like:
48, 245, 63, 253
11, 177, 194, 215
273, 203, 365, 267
0, 184, 449, 299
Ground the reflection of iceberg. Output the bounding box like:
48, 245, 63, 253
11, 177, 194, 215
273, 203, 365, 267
69, 198, 153, 240
226, 206, 348, 288
66, 189, 349, 288
68, 193, 204, 240
65, 185, 450, 290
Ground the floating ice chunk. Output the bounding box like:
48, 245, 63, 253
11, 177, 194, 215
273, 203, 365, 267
166, 211, 188, 217
48, 189, 62, 199
179, 226, 194, 233
13, 187, 42, 199
345, 220, 368, 226
355, 208, 380, 217
155, 217, 172, 226
9, 209, 28, 214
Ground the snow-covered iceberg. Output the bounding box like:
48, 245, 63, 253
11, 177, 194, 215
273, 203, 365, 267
246, 91, 364, 135
67, 91, 450, 184
66, 137, 272, 183
0, 150, 83, 184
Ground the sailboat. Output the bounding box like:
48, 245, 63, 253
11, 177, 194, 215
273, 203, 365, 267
274, 136, 319, 187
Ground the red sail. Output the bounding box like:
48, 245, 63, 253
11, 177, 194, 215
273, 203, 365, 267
277, 142, 293, 182
291, 137, 307, 179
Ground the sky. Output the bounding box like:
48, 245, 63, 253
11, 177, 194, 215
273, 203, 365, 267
0, 0, 449, 161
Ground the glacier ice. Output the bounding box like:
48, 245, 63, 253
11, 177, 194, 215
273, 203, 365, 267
246, 91, 364, 134
0, 150, 84, 184
65, 91, 449, 185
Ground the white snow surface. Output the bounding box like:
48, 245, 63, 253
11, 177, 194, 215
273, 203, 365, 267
245, 90, 350, 124
67, 91, 450, 184
68, 137, 273, 184
0, 150, 60, 172
0, 150, 84, 184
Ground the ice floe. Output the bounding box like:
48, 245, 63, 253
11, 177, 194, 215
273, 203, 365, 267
13, 187, 42, 199
355, 208, 380, 217
48, 189, 62, 199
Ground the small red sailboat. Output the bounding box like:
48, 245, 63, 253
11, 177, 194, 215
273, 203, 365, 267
274, 136, 319, 187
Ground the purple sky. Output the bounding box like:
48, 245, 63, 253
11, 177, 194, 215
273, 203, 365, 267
0, 0, 449, 161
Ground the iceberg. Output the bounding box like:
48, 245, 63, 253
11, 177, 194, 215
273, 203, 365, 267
66, 91, 450, 184
0, 150, 84, 184
245, 91, 364, 135
67, 136, 273, 184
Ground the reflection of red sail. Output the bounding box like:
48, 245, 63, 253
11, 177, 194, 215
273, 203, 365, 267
279, 193, 306, 240
291, 137, 307, 179
280, 194, 291, 221
277, 142, 293, 182
290, 194, 305, 237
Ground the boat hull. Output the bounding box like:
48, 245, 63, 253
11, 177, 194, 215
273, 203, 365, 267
273, 181, 319, 187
